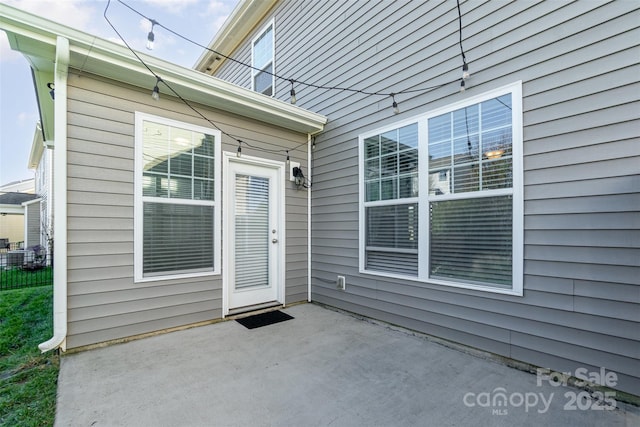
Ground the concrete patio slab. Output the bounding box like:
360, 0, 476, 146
55, 303, 638, 426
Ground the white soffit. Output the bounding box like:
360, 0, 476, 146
0, 3, 326, 135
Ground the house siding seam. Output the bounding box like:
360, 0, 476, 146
64, 71, 309, 349
210, 0, 640, 395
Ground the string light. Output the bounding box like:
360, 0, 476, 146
286, 150, 290, 166
151, 77, 161, 100
104, 0, 313, 159
237, 141, 242, 157
106, 0, 469, 161
289, 80, 296, 105
456, 0, 470, 92
462, 62, 470, 80
114, 0, 459, 100
146, 19, 157, 50
391, 93, 400, 114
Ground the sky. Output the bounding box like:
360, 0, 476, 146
0, 0, 239, 187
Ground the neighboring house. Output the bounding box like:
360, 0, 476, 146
1, 3, 326, 354
27, 122, 53, 252
0, 191, 38, 247
0, 124, 52, 253
194, 0, 639, 396
0, 178, 35, 247
1, 0, 638, 398
0, 178, 34, 194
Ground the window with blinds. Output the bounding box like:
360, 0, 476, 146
359, 82, 522, 292
427, 93, 514, 288
252, 21, 274, 96
135, 113, 220, 281
363, 123, 418, 275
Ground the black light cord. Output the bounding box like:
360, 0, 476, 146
456, 0, 467, 66
105, 0, 470, 156
104, 0, 310, 157
115, 0, 456, 99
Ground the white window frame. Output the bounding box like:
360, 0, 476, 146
251, 19, 275, 96
359, 81, 523, 295
134, 112, 222, 283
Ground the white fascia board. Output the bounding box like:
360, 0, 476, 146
21, 198, 42, 207
0, 3, 326, 135
0, 204, 25, 215
27, 123, 44, 169
194, 0, 278, 73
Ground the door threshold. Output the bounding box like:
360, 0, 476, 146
227, 301, 283, 318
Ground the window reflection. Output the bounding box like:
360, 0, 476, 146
428, 94, 512, 195
142, 120, 215, 201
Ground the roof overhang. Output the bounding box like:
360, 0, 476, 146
0, 3, 326, 138
194, 0, 277, 75
0, 204, 25, 215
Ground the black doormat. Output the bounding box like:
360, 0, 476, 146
236, 310, 294, 329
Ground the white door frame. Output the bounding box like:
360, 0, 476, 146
222, 152, 286, 317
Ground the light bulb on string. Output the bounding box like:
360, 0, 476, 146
286, 150, 290, 166
462, 62, 470, 80
290, 80, 297, 105
391, 94, 400, 114
151, 77, 161, 100
237, 141, 242, 157
146, 19, 157, 50
459, 79, 466, 93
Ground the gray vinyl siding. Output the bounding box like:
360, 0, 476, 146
24, 201, 40, 247
212, 0, 640, 395
65, 71, 308, 349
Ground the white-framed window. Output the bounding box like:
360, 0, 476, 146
252, 20, 275, 96
359, 81, 523, 295
134, 112, 221, 282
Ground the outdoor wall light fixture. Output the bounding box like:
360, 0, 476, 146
47, 83, 55, 100
293, 166, 305, 187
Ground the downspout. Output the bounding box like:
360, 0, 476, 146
307, 134, 312, 302
39, 36, 69, 353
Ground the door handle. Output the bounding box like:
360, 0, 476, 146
272, 239, 278, 243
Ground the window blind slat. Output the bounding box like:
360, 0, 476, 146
430, 195, 512, 287
143, 203, 214, 274
366, 203, 418, 275
235, 174, 269, 289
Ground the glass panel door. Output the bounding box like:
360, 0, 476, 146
234, 174, 269, 289
226, 159, 281, 311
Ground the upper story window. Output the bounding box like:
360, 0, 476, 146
252, 20, 274, 96
134, 112, 221, 282
359, 82, 523, 295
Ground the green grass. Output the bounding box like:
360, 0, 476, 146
0, 286, 58, 427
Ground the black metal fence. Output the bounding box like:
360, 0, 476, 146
0, 245, 53, 291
